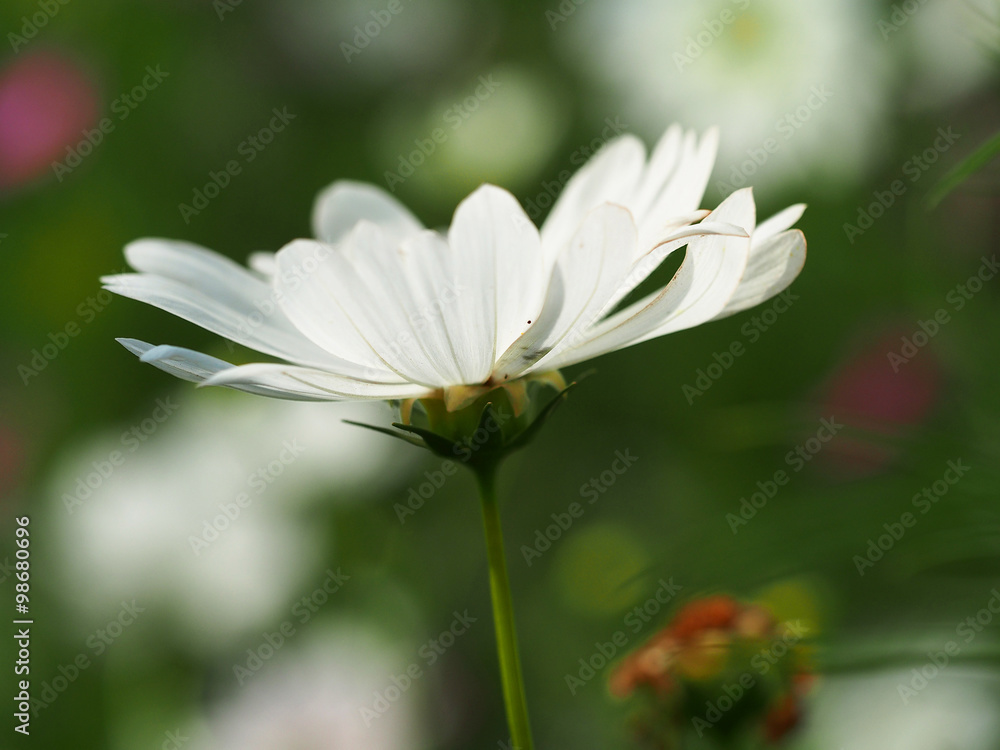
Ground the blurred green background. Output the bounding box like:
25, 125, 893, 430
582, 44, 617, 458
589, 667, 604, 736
1, 0, 999, 748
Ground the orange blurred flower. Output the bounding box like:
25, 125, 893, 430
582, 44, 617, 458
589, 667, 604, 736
610, 594, 812, 748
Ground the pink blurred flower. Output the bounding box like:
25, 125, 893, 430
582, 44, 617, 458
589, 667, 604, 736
0, 423, 26, 498
0, 52, 99, 190
819, 328, 942, 476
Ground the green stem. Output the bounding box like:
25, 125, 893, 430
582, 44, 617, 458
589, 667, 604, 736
475, 465, 534, 750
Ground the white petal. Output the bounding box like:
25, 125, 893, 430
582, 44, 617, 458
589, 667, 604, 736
714, 229, 806, 320
599, 220, 750, 316
104, 273, 335, 370
351, 224, 471, 387
657, 209, 712, 236
273, 238, 397, 376
539, 135, 647, 268
393, 230, 468, 386
752, 203, 806, 247
201, 363, 431, 401
275, 228, 449, 388
537, 126, 720, 279
629, 124, 684, 218
117, 339, 336, 401
311, 180, 423, 246
538, 188, 756, 370
107, 239, 382, 377
124, 237, 254, 291
447, 185, 548, 382
247, 251, 277, 277
634, 128, 719, 253
494, 203, 638, 379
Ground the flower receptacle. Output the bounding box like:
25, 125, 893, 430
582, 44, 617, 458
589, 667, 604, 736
346, 371, 572, 474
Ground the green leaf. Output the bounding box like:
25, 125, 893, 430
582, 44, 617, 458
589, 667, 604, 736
927, 130, 1000, 208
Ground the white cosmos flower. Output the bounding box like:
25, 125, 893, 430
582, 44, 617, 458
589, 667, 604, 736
103, 125, 806, 403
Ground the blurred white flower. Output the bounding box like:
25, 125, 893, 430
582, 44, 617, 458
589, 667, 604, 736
795, 666, 1000, 749
189, 628, 424, 750
49, 392, 404, 652
897, 0, 998, 108
966, 0, 1000, 54
562, 0, 893, 195
266, 0, 477, 88
374, 65, 569, 201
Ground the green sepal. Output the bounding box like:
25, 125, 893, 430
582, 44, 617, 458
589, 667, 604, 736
345, 373, 575, 472
505, 382, 575, 452
341, 420, 427, 449
390, 422, 465, 457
